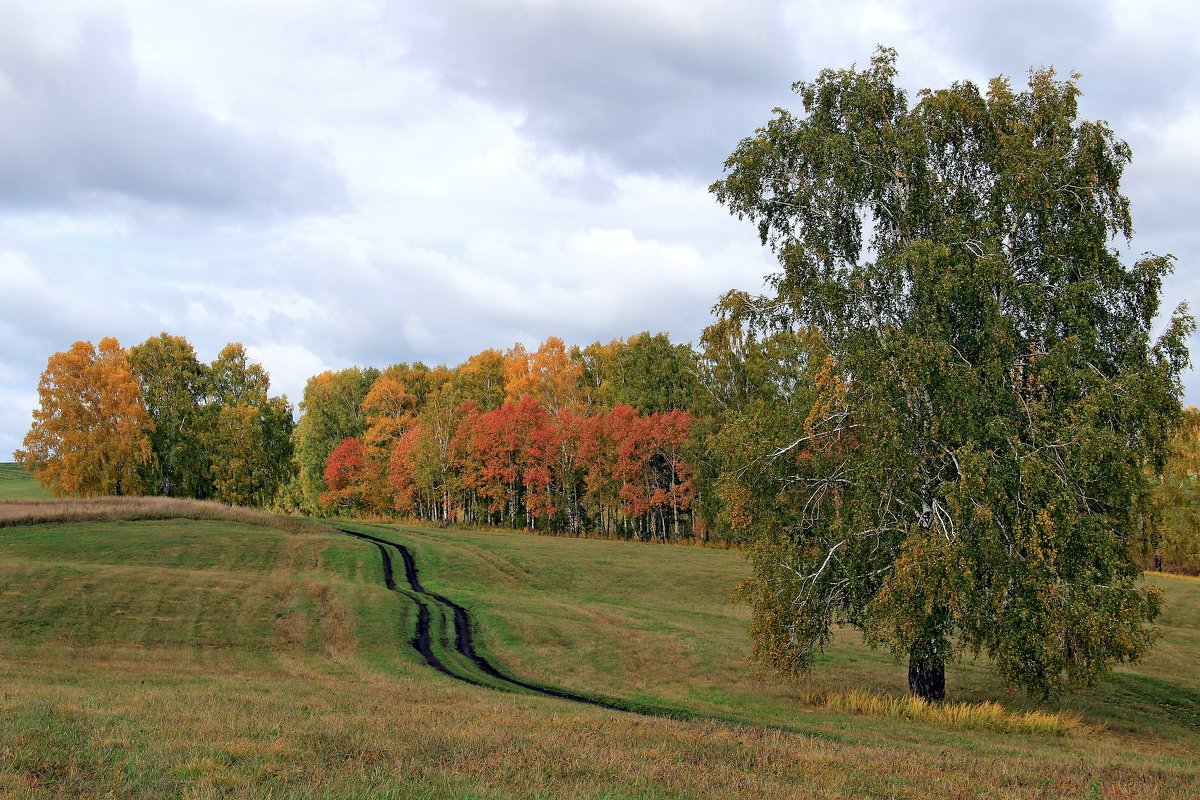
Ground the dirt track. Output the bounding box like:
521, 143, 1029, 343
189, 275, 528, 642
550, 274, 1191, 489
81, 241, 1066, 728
338, 527, 638, 709
344, 533, 475, 683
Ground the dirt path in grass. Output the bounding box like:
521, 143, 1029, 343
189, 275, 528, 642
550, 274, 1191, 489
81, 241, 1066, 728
346, 534, 473, 684
337, 528, 640, 710
337, 528, 865, 743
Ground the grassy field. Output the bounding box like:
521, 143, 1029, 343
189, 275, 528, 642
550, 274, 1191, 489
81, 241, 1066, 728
0, 502, 1197, 798
0, 462, 53, 500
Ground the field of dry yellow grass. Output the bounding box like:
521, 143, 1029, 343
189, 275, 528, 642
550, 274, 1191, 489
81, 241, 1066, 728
0, 495, 1197, 798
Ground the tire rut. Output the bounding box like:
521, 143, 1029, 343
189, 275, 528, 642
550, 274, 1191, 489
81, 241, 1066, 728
336, 526, 857, 744
338, 528, 628, 710
347, 534, 483, 686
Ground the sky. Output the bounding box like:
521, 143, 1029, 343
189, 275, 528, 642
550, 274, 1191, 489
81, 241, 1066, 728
1, 0, 1197, 458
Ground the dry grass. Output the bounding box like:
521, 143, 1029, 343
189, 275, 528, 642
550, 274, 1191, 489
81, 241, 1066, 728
811, 687, 1086, 737
2, 646, 1192, 800
0, 497, 328, 535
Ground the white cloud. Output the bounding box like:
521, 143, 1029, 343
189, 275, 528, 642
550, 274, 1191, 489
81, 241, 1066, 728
0, 0, 1196, 459
242, 342, 330, 405
0, 388, 38, 460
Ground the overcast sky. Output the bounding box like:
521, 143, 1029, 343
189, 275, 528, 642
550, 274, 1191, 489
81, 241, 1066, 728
2, 0, 1197, 458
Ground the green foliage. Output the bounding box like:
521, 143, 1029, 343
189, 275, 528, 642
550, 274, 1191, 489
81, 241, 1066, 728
128, 333, 211, 498
688, 295, 826, 543
711, 48, 1193, 698
127, 336, 295, 508
695, 291, 813, 415
579, 332, 700, 414
451, 349, 507, 411
209, 342, 271, 406
200, 343, 296, 507
207, 396, 295, 507
292, 366, 380, 513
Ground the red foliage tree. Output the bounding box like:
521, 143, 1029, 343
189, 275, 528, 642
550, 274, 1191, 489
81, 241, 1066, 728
388, 425, 423, 515
615, 411, 656, 535
367, 349, 700, 539
579, 404, 637, 536
463, 403, 518, 525
650, 409, 695, 539
607, 407, 696, 540
321, 437, 366, 511
450, 401, 484, 524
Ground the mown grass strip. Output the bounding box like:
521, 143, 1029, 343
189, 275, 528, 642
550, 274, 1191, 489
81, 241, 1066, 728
0, 463, 52, 501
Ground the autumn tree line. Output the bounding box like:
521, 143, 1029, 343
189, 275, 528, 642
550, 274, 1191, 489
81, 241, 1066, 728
284, 335, 702, 541
17, 335, 293, 506
15, 323, 1200, 562
18, 328, 751, 544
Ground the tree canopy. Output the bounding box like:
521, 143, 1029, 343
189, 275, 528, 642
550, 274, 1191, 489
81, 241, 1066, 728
291, 366, 380, 513
128, 333, 210, 498
710, 48, 1193, 699
1152, 406, 1200, 573
17, 337, 153, 497
20, 335, 294, 505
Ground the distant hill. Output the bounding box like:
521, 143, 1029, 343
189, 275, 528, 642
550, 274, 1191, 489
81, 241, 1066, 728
0, 462, 52, 500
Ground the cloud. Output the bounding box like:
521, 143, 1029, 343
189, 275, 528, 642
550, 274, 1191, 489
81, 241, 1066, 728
242, 343, 330, 406
400, 0, 1200, 199
400, 0, 800, 184
0, 0, 1196, 463
0, 5, 346, 215
0, 388, 37, 461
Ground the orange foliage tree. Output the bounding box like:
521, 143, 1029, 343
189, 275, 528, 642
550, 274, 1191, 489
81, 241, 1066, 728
294, 335, 703, 539
17, 337, 153, 497
578, 404, 635, 535
504, 337, 582, 412
360, 373, 418, 511
388, 425, 423, 516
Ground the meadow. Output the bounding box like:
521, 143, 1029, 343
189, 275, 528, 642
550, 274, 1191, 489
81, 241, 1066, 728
0, 478, 1197, 797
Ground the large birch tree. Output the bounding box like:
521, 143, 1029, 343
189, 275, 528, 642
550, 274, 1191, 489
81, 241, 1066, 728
711, 48, 1193, 700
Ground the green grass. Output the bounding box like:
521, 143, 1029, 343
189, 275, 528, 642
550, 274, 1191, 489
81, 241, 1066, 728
1, 506, 1197, 798
360, 523, 1200, 741
0, 463, 52, 500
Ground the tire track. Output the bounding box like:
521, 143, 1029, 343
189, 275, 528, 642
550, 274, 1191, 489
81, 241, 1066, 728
317, 526, 853, 742
345, 532, 483, 687
338, 527, 627, 709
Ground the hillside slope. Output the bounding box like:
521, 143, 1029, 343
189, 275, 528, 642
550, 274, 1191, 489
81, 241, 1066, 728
1, 504, 1196, 798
